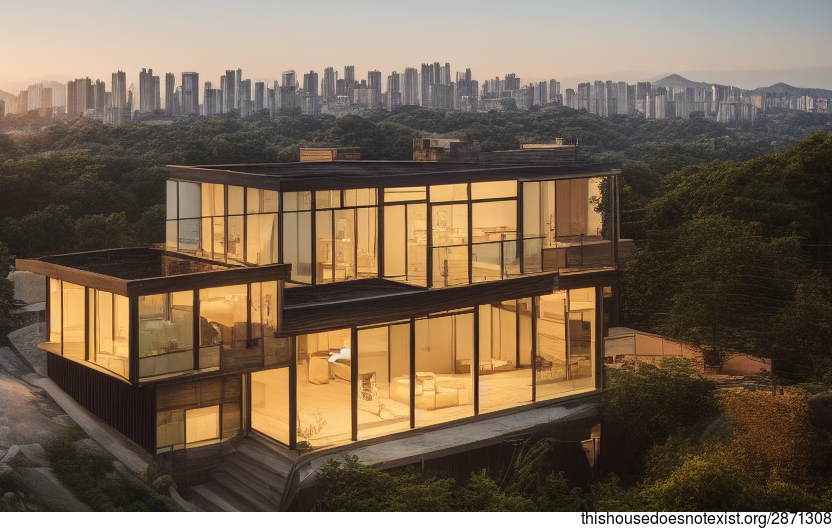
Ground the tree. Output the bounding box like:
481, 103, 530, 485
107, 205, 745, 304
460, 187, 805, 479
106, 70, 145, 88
0, 241, 18, 336
658, 216, 805, 365
74, 212, 131, 252
601, 357, 720, 456
769, 272, 832, 383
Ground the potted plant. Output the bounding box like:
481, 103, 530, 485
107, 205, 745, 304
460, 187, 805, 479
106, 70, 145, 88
296, 409, 327, 451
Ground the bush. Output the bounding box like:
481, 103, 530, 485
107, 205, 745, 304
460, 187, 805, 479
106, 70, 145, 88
44, 426, 180, 511
602, 357, 719, 455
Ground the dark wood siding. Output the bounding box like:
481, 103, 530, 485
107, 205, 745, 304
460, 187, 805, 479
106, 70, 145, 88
47, 353, 156, 453
156, 374, 242, 442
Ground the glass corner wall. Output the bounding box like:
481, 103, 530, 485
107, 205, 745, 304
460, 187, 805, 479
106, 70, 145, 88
535, 288, 596, 400
47, 278, 130, 380
250, 287, 599, 451
525, 176, 614, 272
138, 291, 195, 378
167, 180, 279, 267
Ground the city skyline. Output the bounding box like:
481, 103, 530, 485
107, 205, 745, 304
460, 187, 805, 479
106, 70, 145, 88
1, 0, 830, 93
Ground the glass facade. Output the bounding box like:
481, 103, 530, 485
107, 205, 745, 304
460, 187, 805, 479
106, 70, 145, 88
414, 311, 475, 427
296, 328, 352, 445
478, 299, 534, 414
46, 279, 129, 379
92, 290, 130, 378
138, 291, 194, 378
248, 287, 598, 449
355, 323, 411, 440
165, 174, 612, 288
45, 276, 284, 382
523, 177, 612, 271
536, 288, 597, 400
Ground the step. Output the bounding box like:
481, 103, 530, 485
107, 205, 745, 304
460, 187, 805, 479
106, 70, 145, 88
210, 469, 281, 512
190, 480, 249, 512
236, 439, 295, 476
224, 454, 287, 494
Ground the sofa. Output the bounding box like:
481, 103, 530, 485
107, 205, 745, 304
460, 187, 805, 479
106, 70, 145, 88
389, 372, 470, 410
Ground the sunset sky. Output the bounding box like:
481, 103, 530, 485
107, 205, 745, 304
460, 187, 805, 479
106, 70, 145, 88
1, 0, 830, 93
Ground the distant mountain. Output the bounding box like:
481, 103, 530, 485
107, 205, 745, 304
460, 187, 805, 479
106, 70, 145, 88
649, 75, 832, 100
650, 74, 710, 90
749, 82, 832, 100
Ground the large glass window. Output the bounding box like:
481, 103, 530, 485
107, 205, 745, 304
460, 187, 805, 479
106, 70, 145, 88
49, 278, 61, 343
431, 203, 469, 287
472, 200, 517, 282
92, 290, 130, 378
431, 184, 468, 203
227, 215, 244, 264
316, 210, 334, 282
536, 289, 596, 400
157, 405, 221, 453
199, 183, 224, 260
177, 181, 201, 255
414, 312, 474, 428
185, 405, 220, 446
535, 177, 609, 260
157, 410, 184, 453
296, 328, 352, 446
356, 207, 378, 277
178, 182, 201, 219
284, 211, 312, 283
356, 324, 411, 440
478, 300, 533, 414
252, 367, 290, 445
261, 281, 289, 367
314, 190, 374, 284
166, 181, 177, 220
471, 180, 516, 200
138, 291, 194, 378
227, 185, 245, 264
178, 219, 200, 255
383, 203, 427, 286
384, 186, 425, 203
199, 284, 247, 370
227, 185, 244, 216
246, 213, 278, 265
62, 282, 86, 362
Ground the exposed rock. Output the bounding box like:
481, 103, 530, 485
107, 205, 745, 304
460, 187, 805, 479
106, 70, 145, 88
1, 445, 20, 464
19, 444, 48, 466
808, 391, 832, 433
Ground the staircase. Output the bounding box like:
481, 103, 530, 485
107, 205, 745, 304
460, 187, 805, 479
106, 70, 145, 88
190, 437, 295, 512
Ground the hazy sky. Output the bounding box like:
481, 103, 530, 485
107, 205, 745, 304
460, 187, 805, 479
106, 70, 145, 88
1, 0, 830, 93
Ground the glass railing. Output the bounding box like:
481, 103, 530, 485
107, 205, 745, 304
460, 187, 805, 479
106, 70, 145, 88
545, 234, 614, 271
522, 237, 544, 274
430, 236, 548, 288
432, 244, 470, 287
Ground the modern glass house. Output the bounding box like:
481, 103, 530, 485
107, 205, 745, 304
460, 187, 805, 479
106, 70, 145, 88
17, 161, 622, 462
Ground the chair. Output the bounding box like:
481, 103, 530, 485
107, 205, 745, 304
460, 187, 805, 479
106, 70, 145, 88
359, 372, 378, 401
535, 355, 554, 378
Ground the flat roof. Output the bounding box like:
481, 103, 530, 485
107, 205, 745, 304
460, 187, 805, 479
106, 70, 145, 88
281, 273, 559, 334
16, 248, 292, 297
28, 247, 238, 280
166, 161, 620, 192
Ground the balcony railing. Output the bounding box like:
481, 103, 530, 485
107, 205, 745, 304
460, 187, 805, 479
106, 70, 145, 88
541, 235, 616, 272
430, 236, 546, 287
